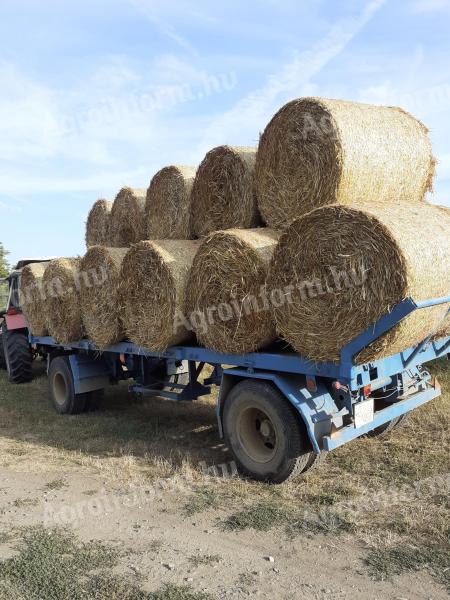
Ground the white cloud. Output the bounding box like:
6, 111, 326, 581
126, 0, 199, 55
412, 0, 450, 13
198, 0, 386, 149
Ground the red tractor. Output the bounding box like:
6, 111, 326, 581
0, 259, 51, 383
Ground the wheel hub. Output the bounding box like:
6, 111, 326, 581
237, 407, 278, 464
259, 419, 273, 439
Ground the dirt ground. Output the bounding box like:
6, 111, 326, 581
0, 359, 448, 599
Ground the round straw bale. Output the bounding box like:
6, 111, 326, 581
120, 240, 200, 351
19, 262, 49, 336
433, 204, 450, 338
190, 146, 260, 237
268, 201, 450, 363
146, 165, 197, 239
110, 187, 146, 247
85, 199, 112, 247
79, 247, 128, 348
187, 229, 279, 354
255, 98, 435, 229
42, 258, 83, 344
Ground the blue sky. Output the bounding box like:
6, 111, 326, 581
1, 0, 449, 267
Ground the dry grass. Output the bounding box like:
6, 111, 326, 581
186, 228, 279, 353
85, 199, 113, 247
42, 258, 83, 344
19, 263, 49, 336
0, 359, 448, 588
120, 239, 200, 351
0, 362, 221, 483
190, 146, 260, 237
146, 166, 196, 239
79, 246, 128, 348
255, 97, 435, 229
110, 188, 146, 247
268, 201, 450, 362
0, 525, 213, 600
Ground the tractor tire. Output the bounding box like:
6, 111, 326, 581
48, 356, 89, 415
223, 380, 313, 484
0, 325, 7, 370
3, 330, 32, 383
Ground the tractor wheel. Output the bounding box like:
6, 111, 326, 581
223, 380, 313, 484
48, 356, 89, 415
0, 325, 7, 370
3, 330, 32, 383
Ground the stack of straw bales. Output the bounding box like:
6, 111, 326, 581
19, 96, 448, 362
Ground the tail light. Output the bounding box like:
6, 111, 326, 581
7, 307, 18, 316
306, 377, 317, 392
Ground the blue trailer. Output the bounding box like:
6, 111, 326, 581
30, 295, 449, 483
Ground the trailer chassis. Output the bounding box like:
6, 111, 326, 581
30, 296, 449, 483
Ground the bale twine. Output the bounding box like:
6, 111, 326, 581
146, 165, 197, 239
187, 229, 279, 354
120, 240, 200, 351
268, 201, 450, 363
42, 258, 83, 344
255, 97, 435, 229
110, 187, 146, 247
79, 246, 128, 348
19, 263, 49, 336
85, 199, 112, 247
190, 146, 260, 237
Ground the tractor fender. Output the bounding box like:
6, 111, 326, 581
5, 313, 27, 331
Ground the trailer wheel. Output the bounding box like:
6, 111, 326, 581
304, 451, 327, 472
3, 330, 32, 383
223, 380, 313, 484
48, 357, 89, 415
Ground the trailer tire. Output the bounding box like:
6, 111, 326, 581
48, 356, 89, 415
3, 330, 32, 383
304, 451, 327, 472
223, 380, 313, 484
